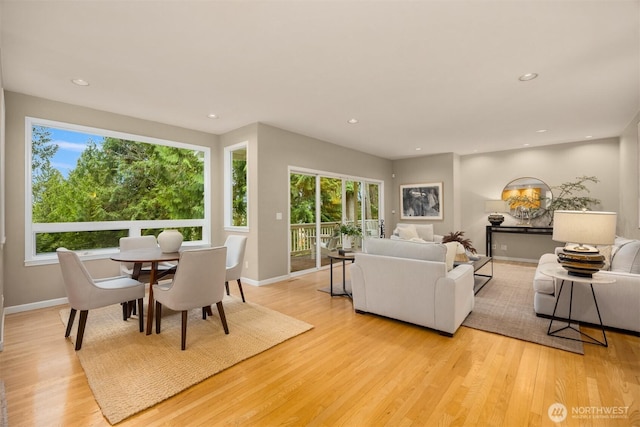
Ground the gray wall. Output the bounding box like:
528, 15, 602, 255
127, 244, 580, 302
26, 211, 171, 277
2, 89, 637, 308
3, 92, 218, 308
219, 123, 258, 281
254, 123, 393, 281
459, 138, 621, 261
389, 153, 461, 236
0, 6, 5, 347
619, 111, 640, 239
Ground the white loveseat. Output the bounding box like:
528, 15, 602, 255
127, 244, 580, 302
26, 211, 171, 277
350, 238, 475, 336
533, 237, 640, 334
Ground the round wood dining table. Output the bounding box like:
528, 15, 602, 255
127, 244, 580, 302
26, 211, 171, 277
111, 248, 181, 335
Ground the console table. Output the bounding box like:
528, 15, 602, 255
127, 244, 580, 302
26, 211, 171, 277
486, 225, 553, 257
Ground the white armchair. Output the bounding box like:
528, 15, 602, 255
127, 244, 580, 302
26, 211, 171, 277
57, 248, 145, 350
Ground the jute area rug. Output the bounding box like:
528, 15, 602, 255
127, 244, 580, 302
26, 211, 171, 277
462, 261, 584, 355
59, 295, 313, 424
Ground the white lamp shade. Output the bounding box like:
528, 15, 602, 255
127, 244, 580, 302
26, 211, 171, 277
552, 210, 617, 245
485, 200, 509, 213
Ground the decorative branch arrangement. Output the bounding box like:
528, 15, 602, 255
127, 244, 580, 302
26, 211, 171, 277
506, 176, 601, 226
442, 231, 477, 254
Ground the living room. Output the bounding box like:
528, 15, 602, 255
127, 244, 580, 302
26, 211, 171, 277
1, 1, 639, 425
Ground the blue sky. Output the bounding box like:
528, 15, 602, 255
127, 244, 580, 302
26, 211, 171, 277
48, 128, 104, 177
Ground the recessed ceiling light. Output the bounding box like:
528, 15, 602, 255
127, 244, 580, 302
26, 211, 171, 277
536, 129, 548, 133
585, 135, 593, 138
71, 78, 89, 86
415, 147, 422, 151
518, 73, 538, 82
347, 118, 359, 124
523, 143, 530, 147
207, 113, 219, 119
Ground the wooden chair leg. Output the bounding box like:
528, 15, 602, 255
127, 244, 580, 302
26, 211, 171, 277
181, 311, 188, 350
65, 308, 77, 338
137, 298, 144, 332
123, 301, 135, 320
75, 310, 89, 351
216, 301, 229, 334
237, 279, 245, 302
155, 301, 162, 334
225, 281, 230, 296
202, 306, 213, 319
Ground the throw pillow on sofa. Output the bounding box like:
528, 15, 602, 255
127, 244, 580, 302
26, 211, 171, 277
610, 239, 640, 274
397, 224, 420, 240
394, 223, 435, 241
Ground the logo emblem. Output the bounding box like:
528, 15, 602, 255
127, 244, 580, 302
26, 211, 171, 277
548, 403, 568, 422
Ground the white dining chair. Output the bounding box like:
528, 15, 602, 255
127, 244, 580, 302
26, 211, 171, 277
224, 235, 248, 302
56, 248, 145, 350
118, 235, 177, 319
119, 235, 177, 280
153, 247, 229, 350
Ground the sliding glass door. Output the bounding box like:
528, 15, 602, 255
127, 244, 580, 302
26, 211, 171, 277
289, 170, 382, 274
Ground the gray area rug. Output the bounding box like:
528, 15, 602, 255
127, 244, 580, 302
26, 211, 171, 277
462, 262, 584, 354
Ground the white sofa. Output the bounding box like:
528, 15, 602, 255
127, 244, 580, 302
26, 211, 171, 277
350, 238, 475, 336
391, 223, 443, 243
533, 237, 640, 334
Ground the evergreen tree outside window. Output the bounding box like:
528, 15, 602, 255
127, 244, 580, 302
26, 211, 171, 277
26, 117, 209, 263
224, 142, 248, 228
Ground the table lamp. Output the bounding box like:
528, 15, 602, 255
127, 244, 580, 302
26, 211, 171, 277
485, 200, 509, 226
552, 210, 617, 277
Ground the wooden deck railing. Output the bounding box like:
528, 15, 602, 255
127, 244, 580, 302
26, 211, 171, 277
290, 220, 380, 255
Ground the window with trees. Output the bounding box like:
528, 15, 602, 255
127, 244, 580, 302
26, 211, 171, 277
26, 117, 210, 263
224, 142, 248, 228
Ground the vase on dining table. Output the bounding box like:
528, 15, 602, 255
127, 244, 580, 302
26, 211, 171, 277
158, 229, 183, 253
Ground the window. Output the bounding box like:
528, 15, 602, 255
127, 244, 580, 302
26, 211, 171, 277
26, 117, 210, 264
224, 142, 248, 228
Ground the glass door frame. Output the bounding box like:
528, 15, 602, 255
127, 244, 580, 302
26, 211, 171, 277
288, 166, 384, 275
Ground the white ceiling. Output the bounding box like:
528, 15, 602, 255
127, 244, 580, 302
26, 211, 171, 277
1, 1, 638, 160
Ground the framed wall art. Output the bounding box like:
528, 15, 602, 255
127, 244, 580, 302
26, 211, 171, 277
400, 182, 443, 220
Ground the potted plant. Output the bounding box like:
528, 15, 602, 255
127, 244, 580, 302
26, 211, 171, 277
442, 231, 477, 262
339, 223, 362, 250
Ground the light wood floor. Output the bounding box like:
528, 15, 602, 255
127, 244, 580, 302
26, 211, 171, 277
2, 264, 639, 426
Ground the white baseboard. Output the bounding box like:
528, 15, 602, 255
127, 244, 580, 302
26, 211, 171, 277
5, 297, 69, 315
242, 274, 290, 287
3, 273, 306, 316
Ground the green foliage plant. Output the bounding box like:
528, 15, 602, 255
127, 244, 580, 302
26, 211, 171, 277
541, 176, 600, 225
339, 223, 362, 237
